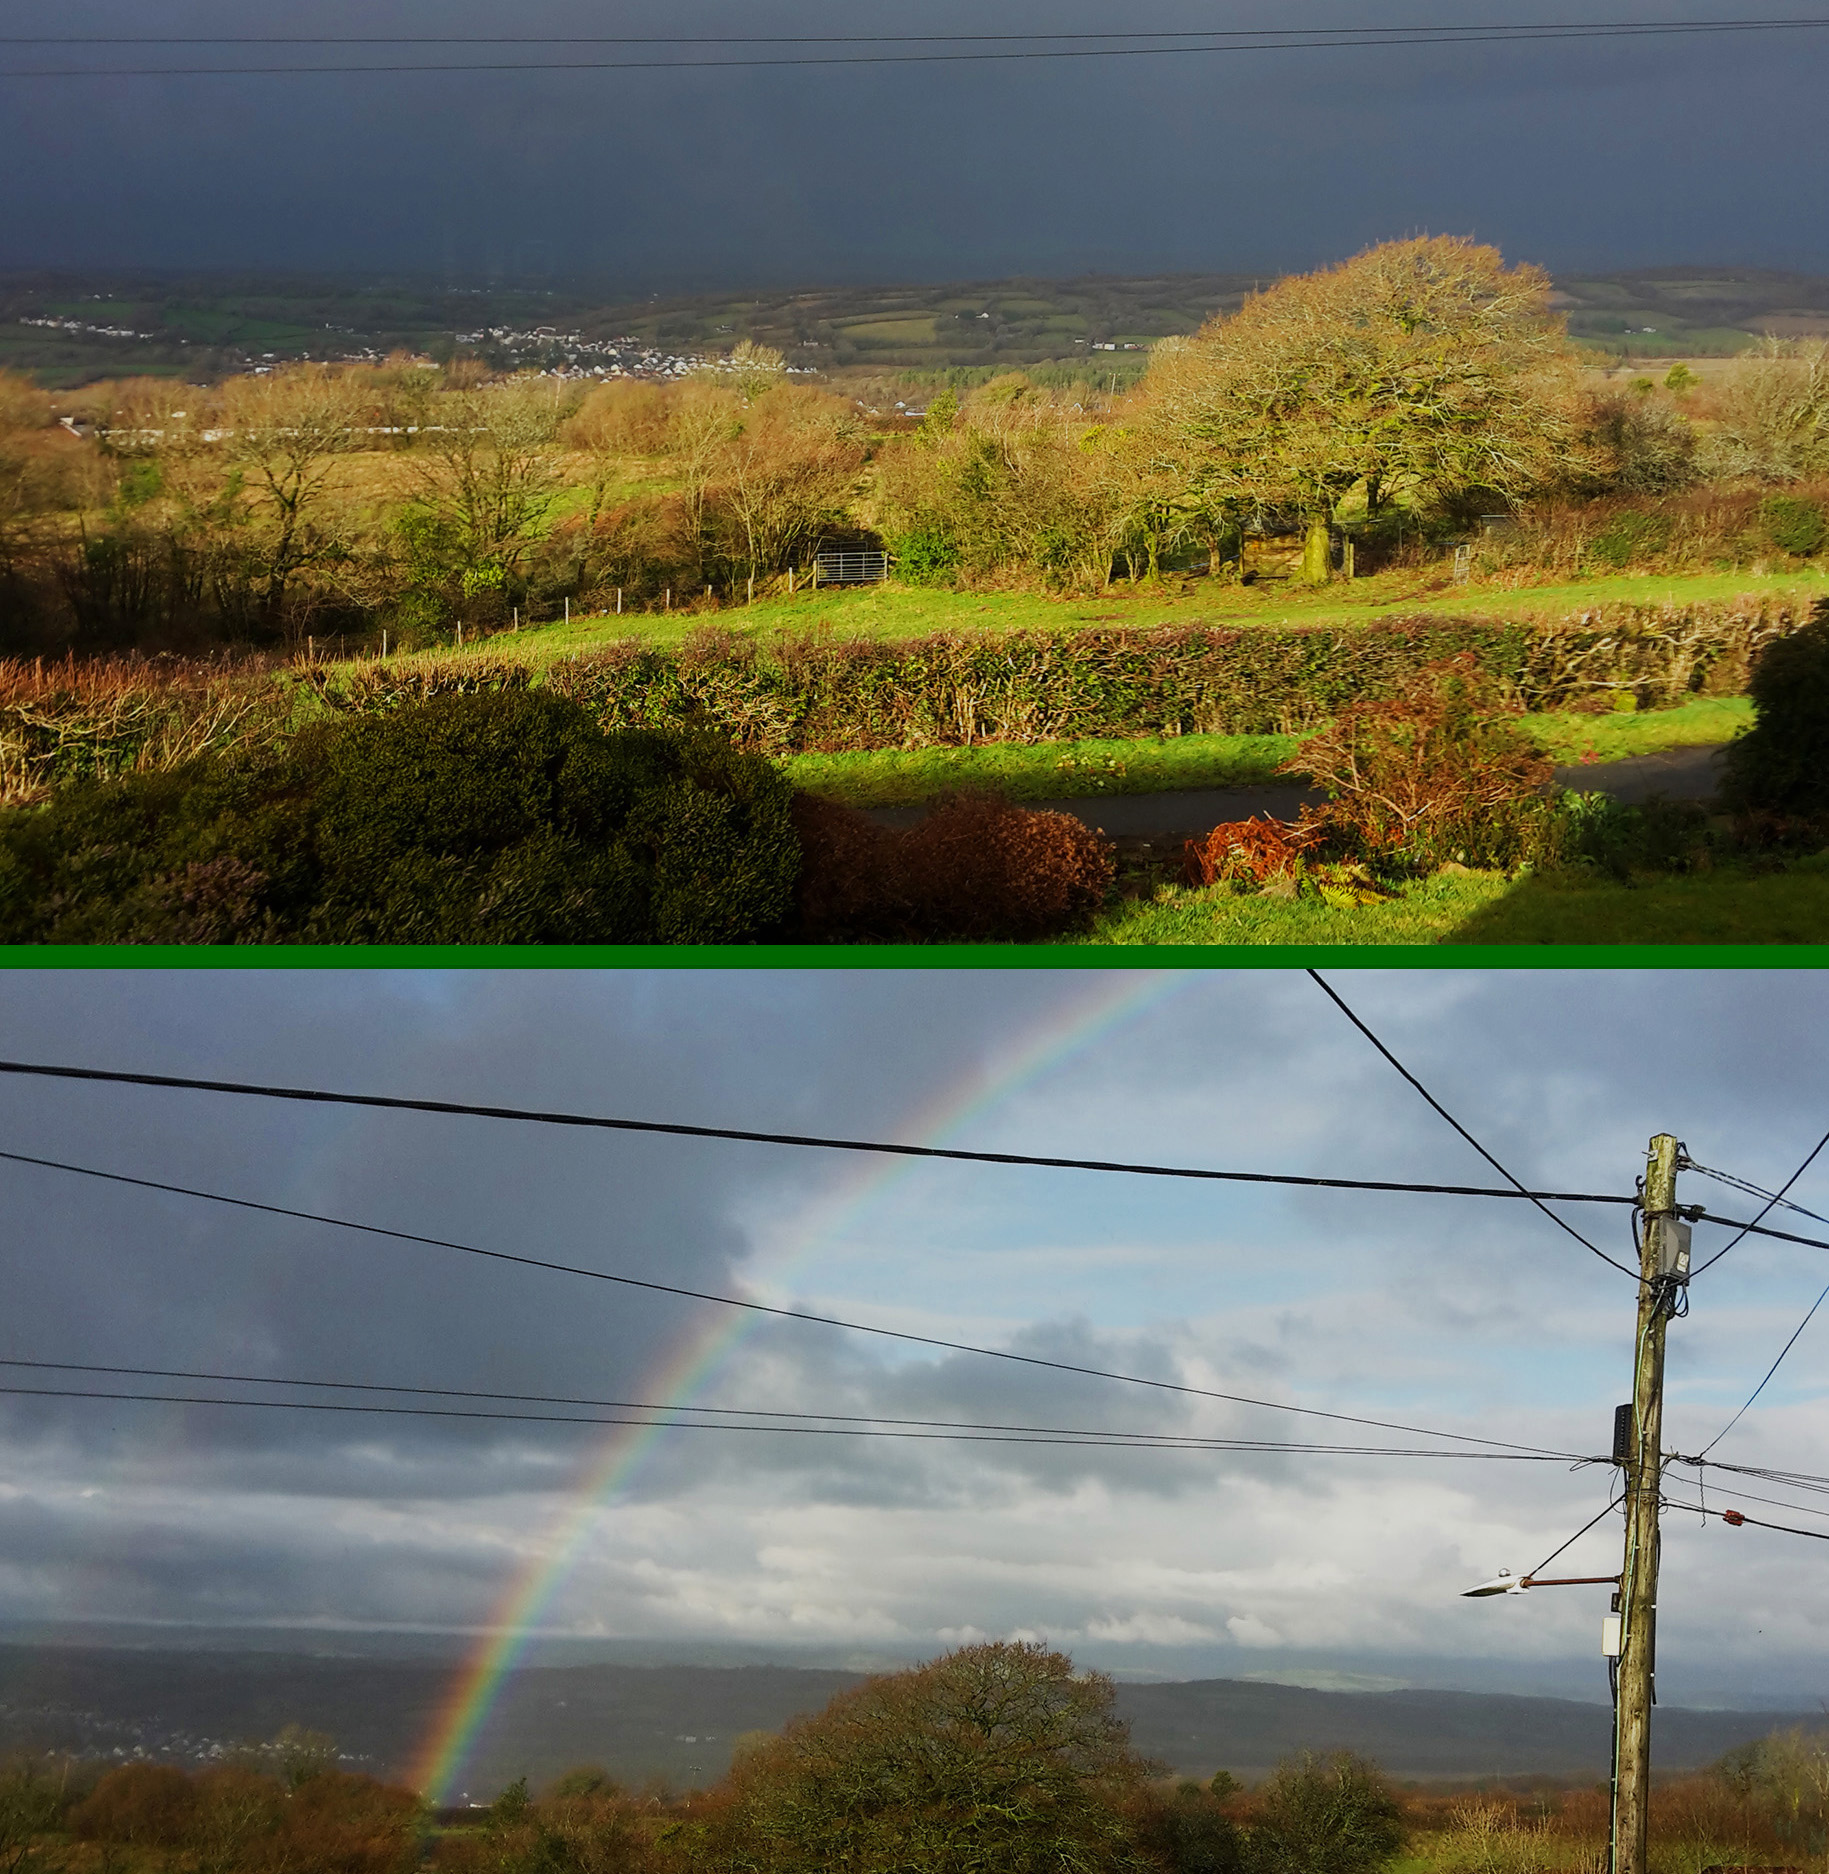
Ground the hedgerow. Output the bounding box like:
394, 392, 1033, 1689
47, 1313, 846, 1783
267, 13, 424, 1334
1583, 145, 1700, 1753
0, 597, 1814, 808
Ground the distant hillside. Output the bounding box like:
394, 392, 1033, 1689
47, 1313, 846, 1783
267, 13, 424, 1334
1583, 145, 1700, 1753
4, 264, 1826, 386
0, 1643, 1811, 1797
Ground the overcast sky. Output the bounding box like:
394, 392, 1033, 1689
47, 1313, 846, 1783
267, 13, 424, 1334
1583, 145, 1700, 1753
2, 1, 1826, 283
1, 967, 1827, 1720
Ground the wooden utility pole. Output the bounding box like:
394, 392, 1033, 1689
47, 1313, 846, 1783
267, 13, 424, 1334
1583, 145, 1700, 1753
1614, 1133, 1683, 1874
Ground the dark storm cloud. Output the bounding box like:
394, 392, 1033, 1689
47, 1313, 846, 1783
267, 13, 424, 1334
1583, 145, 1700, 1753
1, 969, 1825, 1691
0, 0, 1824, 280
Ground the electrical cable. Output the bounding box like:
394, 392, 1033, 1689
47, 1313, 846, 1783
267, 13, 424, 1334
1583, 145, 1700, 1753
1305, 972, 1639, 1278
1527, 1489, 1624, 1578
0, 1146, 1584, 1459
1660, 1491, 1829, 1543
0, 1354, 1549, 1456
1684, 1161, 1829, 1229
0, 18, 1824, 76
1694, 1278, 1829, 1458
0, 1060, 1641, 1209
1659, 1468, 1829, 1522
1688, 1125, 1829, 1277
0, 1382, 1579, 1458
8, 20, 1828, 45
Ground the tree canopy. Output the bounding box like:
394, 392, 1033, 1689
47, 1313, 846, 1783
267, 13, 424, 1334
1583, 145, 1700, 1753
1144, 236, 1581, 532
717, 1640, 1156, 1874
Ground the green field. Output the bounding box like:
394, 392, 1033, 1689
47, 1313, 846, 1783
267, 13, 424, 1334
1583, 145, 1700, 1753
5, 261, 1815, 385
422, 566, 1829, 663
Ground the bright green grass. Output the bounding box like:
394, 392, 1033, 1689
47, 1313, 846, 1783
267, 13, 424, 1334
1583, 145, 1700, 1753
783, 732, 1300, 806
1527, 695, 1751, 766
1078, 854, 1829, 946
1077, 871, 1514, 945
370, 565, 1829, 667
778, 695, 1742, 808
1444, 854, 1829, 945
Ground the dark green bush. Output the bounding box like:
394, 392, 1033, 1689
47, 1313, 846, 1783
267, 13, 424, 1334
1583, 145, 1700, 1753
0, 692, 799, 944
1588, 509, 1675, 569
1721, 614, 1829, 814
1760, 495, 1828, 557
886, 524, 962, 586
1557, 790, 1711, 879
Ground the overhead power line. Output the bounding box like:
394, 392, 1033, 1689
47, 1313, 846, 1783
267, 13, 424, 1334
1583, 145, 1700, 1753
1685, 1159, 1829, 1230
0, 1058, 1640, 1208
0, 1380, 1575, 1459
0, 1354, 1542, 1456
0, 1144, 1581, 1459
1689, 1126, 1829, 1277
1695, 1277, 1829, 1458
1661, 1490, 1829, 1543
1, 17, 1824, 74
6, 20, 1825, 44
1305, 972, 1638, 1278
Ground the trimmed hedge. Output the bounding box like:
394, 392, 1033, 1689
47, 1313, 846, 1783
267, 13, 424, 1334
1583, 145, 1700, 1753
0, 597, 1816, 805
0, 692, 800, 944
532, 601, 1812, 754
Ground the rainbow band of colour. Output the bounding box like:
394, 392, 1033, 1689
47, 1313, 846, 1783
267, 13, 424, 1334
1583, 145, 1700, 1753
408, 972, 1191, 1802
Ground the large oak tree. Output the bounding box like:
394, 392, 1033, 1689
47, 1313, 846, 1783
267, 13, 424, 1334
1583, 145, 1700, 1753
1144, 236, 1581, 578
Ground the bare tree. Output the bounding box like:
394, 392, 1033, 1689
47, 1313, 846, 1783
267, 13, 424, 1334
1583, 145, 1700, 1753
217, 365, 368, 633
407, 376, 573, 610
1699, 338, 1829, 483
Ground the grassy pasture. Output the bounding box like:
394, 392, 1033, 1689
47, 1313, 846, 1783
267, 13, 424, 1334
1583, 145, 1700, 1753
396, 565, 1829, 659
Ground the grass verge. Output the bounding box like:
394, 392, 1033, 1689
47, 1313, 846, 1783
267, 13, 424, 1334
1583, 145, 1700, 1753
371, 565, 1829, 663
1528, 695, 1751, 766
782, 732, 1300, 806
1078, 854, 1829, 946
1077, 871, 1514, 945
1444, 854, 1829, 944
780, 696, 1743, 809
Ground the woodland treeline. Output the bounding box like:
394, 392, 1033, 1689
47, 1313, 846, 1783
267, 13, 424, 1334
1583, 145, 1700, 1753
6, 1646, 1829, 1874
3, 239, 1828, 657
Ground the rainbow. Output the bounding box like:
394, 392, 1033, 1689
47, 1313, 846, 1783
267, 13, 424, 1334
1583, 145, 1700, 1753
408, 970, 1193, 1802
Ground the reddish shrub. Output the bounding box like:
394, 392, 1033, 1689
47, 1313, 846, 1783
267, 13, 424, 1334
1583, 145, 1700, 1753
279, 1771, 422, 1874
1285, 654, 1555, 870
1183, 814, 1325, 888
793, 791, 1114, 941
71, 1763, 199, 1845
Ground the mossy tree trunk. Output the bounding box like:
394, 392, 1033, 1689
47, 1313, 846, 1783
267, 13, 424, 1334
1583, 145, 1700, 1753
1302, 516, 1332, 585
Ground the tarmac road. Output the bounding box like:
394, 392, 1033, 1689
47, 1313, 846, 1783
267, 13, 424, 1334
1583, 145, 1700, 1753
862, 745, 1731, 843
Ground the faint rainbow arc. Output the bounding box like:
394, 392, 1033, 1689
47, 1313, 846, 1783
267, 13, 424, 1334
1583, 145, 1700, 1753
408, 971, 1191, 1801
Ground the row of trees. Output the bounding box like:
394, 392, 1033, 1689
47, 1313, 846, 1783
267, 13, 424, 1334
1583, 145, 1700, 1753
878, 238, 1829, 589
6, 239, 1829, 655
8, 1643, 1829, 1874
0, 347, 867, 654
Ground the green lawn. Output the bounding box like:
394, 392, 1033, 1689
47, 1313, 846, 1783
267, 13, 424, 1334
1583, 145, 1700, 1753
1077, 854, 1829, 946
1445, 854, 1829, 944
1079, 871, 1515, 945
783, 732, 1301, 806
378, 565, 1829, 665
781, 696, 1743, 808
1526, 695, 1751, 766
